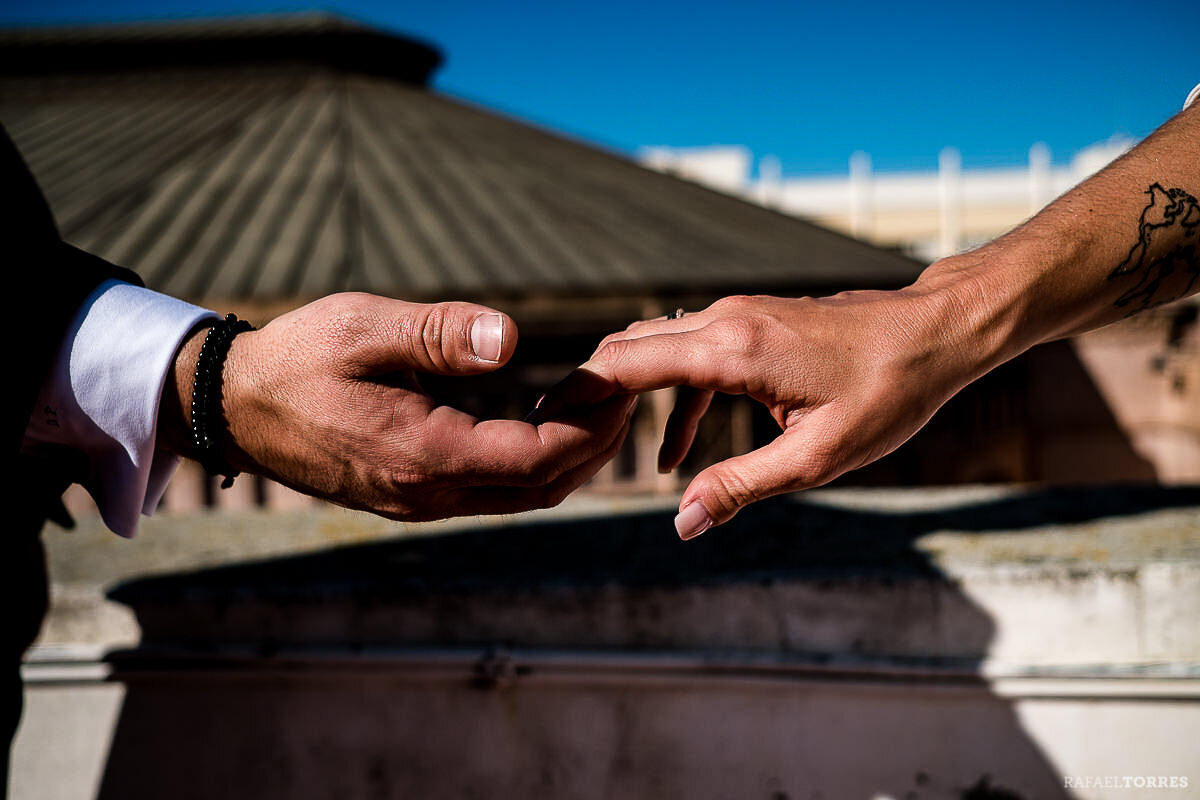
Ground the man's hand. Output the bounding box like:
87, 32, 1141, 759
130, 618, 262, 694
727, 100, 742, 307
161, 292, 635, 520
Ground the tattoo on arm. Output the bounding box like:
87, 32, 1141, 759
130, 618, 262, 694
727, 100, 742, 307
1109, 183, 1200, 313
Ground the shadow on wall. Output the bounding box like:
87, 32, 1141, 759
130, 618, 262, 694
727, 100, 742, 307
96, 487, 1200, 799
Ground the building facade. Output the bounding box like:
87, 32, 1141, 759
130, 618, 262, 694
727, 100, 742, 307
639, 138, 1135, 261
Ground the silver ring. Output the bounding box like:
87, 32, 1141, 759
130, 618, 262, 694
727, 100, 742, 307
667, 308, 685, 320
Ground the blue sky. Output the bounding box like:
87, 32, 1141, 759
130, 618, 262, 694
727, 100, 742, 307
3, 0, 1198, 176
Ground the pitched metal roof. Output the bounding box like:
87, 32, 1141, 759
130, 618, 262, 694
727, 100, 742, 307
0, 14, 924, 306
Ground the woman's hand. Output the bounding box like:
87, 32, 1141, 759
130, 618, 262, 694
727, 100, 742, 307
533, 285, 991, 539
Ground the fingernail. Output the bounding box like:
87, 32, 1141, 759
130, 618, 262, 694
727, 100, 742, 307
523, 395, 546, 423
470, 313, 504, 363
674, 502, 713, 541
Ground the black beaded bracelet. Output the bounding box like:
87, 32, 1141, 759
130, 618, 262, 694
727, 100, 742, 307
191, 313, 255, 488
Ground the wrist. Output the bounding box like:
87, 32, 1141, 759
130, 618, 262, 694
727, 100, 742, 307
217, 328, 262, 477
159, 323, 209, 460
906, 245, 1042, 390
159, 316, 257, 485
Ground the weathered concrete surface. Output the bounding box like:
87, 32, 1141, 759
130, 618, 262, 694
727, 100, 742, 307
14, 485, 1200, 800
64, 485, 1200, 667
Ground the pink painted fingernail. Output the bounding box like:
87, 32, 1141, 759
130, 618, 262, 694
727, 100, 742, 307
675, 502, 714, 541
470, 313, 505, 363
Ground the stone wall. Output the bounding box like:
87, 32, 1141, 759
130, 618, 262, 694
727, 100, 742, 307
13, 486, 1200, 799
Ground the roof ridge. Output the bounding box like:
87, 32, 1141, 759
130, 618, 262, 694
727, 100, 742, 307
0, 11, 443, 86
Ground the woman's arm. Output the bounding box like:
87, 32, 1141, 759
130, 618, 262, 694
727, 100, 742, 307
537, 97, 1200, 539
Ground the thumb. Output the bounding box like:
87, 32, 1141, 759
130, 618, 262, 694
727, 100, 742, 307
393, 302, 517, 376
673, 435, 810, 540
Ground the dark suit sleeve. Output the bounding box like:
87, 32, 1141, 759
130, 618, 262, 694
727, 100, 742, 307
2, 128, 150, 767
2, 125, 142, 461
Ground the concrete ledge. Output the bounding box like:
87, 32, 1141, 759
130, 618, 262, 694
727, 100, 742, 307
17, 485, 1200, 800
65, 484, 1200, 669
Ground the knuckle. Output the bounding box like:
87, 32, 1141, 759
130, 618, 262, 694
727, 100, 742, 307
706, 468, 762, 514
599, 336, 633, 363
378, 463, 419, 499
807, 448, 848, 487
589, 336, 636, 377
711, 314, 764, 344
419, 304, 451, 370
396, 304, 454, 371
320, 299, 373, 348
311, 294, 387, 370
787, 442, 842, 489
708, 315, 767, 368
709, 294, 755, 313
596, 331, 625, 351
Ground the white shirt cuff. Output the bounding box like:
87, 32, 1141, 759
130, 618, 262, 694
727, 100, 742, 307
23, 280, 218, 537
